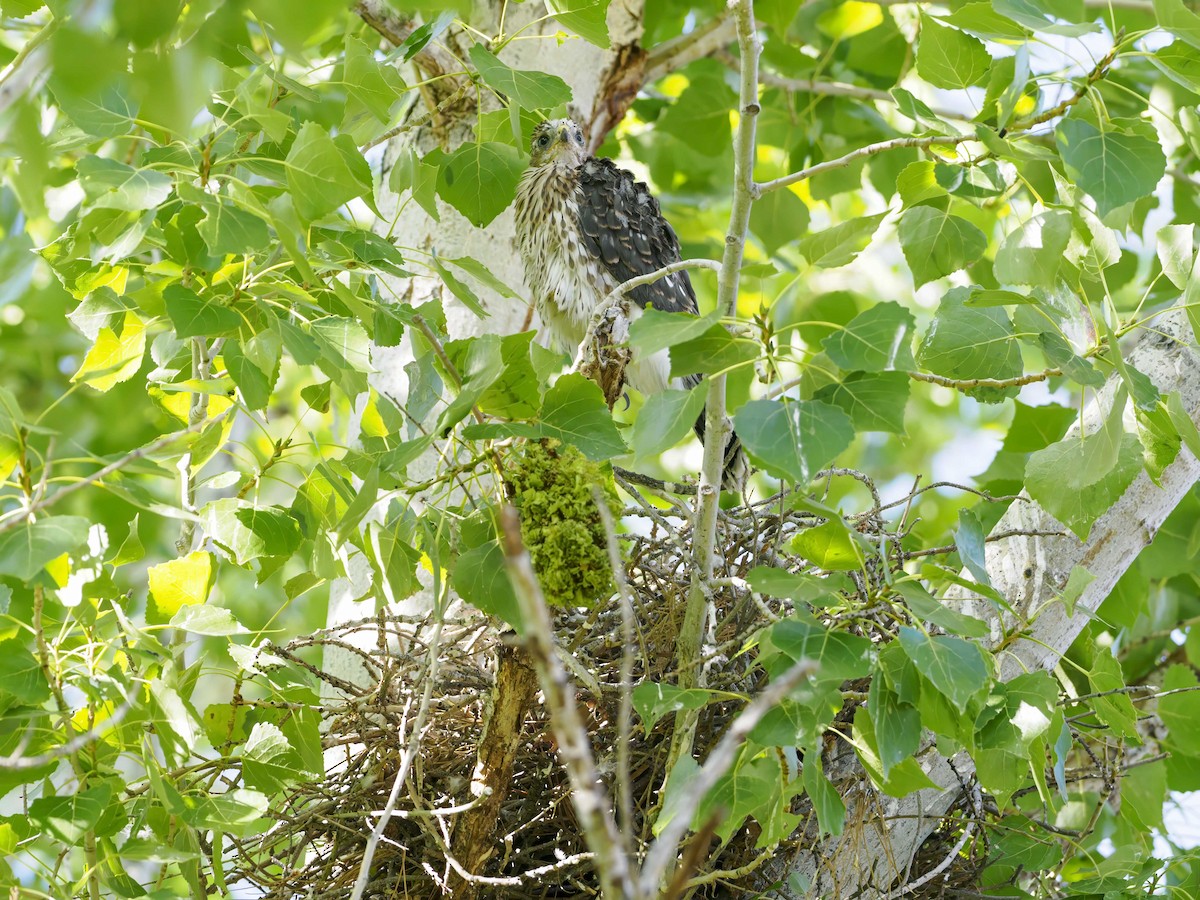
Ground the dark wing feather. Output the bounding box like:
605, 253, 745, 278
576, 158, 699, 315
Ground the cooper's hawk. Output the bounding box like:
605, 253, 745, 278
513, 118, 747, 491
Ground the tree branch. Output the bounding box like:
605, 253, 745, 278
639, 658, 817, 895
663, 0, 761, 797
498, 506, 634, 899
644, 14, 738, 83
771, 306, 1200, 897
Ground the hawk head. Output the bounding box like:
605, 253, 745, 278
530, 118, 586, 168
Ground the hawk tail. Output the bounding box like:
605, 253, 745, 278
693, 412, 749, 494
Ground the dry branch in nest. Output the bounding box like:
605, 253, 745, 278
221, 472, 1116, 899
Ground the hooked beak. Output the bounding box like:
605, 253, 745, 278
557, 124, 572, 144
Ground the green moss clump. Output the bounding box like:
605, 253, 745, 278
506, 440, 622, 608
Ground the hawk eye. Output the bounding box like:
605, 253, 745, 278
575, 131, 583, 143
537, 134, 550, 147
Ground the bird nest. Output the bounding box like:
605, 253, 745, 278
225, 470, 985, 899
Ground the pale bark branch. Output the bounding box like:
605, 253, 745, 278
644, 14, 738, 83
639, 658, 817, 895
665, 0, 761, 776
498, 505, 634, 899
773, 306, 1200, 897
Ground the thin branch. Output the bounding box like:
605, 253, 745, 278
593, 489, 636, 853
0, 408, 233, 536
570, 259, 723, 373
721, 50, 973, 123
755, 134, 964, 196
908, 368, 1062, 390
639, 658, 817, 895
349, 592, 448, 900
644, 14, 738, 83
498, 506, 634, 899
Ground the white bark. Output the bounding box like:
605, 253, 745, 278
771, 306, 1200, 898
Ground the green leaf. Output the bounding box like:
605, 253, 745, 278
916, 288, 1022, 399
148, 551, 216, 616
468, 45, 573, 109
890, 88, 955, 136
437, 335, 505, 431
437, 141, 526, 228
1154, 0, 1200, 49
285, 122, 373, 222
0, 639, 51, 703
898, 626, 989, 712
76, 156, 173, 211
0, 516, 90, 580
802, 754, 846, 837
628, 307, 718, 354
761, 618, 873, 682
822, 303, 917, 372
853, 712, 941, 797
1151, 40, 1200, 92
29, 785, 112, 846
164, 284, 242, 338
224, 335, 278, 411
746, 567, 852, 606
1026, 432, 1143, 540
916, 16, 991, 89
342, 33, 406, 128
388, 146, 440, 221
891, 580, 990, 638
169, 604, 246, 636
443, 255, 522, 300
451, 540, 524, 633
1055, 119, 1167, 217
72, 310, 146, 392
994, 210, 1072, 286
633, 682, 718, 732
631, 384, 707, 460
955, 507, 991, 587
1136, 401, 1181, 485
791, 518, 868, 572
539, 373, 627, 460
796, 213, 886, 269
869, 676, 921, 778
734, 399, 855, 484
431, 254, 488, 317
234, 506, 302, 557
815, 371, 909, 434
942, 3, 1029, 40
669, 324, 758, 377
898, 206, 988, 287
750, 186, 810, 255
183, 788, 269, 837
1156, 224, 1194, 290
546, 0, 612, 47
1088, 649, 1140, 738
994, 0, 1097, 35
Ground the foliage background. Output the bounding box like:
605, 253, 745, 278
2, 0, 1200, 896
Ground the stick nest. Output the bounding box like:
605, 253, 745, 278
226, 471, 995, 899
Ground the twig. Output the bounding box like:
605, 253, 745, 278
569, 258, 723, 373
644, 14, 738, 83
498, 505, 634, 899
593, 489, 636, 853
755, 134, 965, 196
908, 369, 1062, 390
0, 408, 233, 535
349, 584, 448, 900
638, 657, 817, 895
